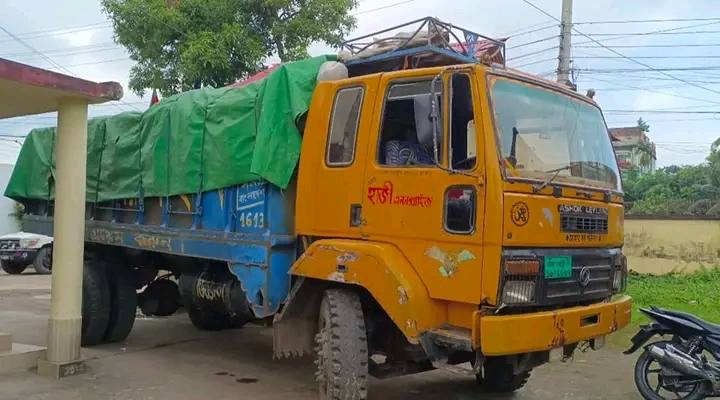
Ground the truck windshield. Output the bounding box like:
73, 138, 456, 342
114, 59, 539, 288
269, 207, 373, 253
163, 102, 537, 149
489, 77, 621, 191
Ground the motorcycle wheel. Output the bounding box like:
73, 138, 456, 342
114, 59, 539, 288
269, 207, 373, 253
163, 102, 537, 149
634, 342, 707, 400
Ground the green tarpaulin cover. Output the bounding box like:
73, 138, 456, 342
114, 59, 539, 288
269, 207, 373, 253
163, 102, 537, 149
5, 55, 334, 202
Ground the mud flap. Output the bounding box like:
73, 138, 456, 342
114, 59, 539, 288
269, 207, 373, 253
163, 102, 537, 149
273, 277, 323, 359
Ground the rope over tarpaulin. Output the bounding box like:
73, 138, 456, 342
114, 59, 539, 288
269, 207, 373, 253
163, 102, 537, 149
5, 55, 336, 202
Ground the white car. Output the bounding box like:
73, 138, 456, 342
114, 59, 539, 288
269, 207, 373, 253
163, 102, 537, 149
0, 232, 53, 275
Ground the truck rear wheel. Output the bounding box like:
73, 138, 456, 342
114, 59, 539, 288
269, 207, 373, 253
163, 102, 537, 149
178, 274, 227, 331
103, 267, 138, 343
81, 262, 111, 346
32, 246, 52, 275
1, 261, 27, 275
315, 289, 369, 400
477, 356, 532, 393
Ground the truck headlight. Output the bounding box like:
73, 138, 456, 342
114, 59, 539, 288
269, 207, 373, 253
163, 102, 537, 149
613, 254, 628, 292
501, 259, 540, 304
502, 280, 536, 304
20, 239, 38, 248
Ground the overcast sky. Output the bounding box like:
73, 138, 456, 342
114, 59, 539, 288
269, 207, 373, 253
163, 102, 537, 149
1, 0, 719, 167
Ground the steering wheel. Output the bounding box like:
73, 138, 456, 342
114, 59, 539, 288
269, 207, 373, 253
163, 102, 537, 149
452, 156, 477, 170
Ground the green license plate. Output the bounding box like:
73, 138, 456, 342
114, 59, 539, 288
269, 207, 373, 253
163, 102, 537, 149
544, 256, 572, 279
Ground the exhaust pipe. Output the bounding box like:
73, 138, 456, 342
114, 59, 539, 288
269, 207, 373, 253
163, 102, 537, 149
647, 345, 711, 381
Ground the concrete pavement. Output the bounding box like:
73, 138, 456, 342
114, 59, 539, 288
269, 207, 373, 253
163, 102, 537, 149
0, 271, 644, 399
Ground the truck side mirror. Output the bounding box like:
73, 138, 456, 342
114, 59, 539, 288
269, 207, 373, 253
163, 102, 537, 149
413, 94, 443, 153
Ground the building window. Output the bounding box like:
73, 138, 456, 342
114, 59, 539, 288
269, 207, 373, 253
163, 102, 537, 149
326, 86, 364, 166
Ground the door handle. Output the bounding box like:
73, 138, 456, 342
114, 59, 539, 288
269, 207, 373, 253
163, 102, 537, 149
349, 204, 363, 227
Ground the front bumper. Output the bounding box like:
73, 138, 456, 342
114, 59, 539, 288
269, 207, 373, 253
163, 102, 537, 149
0, 249, 38, 263
476, 295, 632, 356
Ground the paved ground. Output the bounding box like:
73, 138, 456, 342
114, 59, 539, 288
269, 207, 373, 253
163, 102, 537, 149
0, 271, 645, 400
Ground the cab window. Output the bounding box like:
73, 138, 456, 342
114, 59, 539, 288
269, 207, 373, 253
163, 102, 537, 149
377, 80, 443, 166
326, 86, 364, 166
448, 73, 476, 171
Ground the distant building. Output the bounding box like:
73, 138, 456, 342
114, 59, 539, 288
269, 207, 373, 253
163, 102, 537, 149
609, 127, 656, 173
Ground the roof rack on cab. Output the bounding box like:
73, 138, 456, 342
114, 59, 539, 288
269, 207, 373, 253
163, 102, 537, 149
338, 17, 507, 76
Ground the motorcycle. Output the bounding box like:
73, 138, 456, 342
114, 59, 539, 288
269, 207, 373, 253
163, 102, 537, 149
624, 306, 720, 400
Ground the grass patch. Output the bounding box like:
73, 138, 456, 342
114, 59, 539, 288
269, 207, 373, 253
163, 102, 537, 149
626, 267, 720, 324
607, 267, 720, 348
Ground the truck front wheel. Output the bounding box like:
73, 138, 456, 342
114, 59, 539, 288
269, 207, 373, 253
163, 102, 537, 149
1, 261, 27, 275
315, 289, 369, 400
476, 356, 532, 393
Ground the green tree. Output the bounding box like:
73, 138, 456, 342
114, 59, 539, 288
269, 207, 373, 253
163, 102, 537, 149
101, 0, 358, 97
634, 117, 654, 170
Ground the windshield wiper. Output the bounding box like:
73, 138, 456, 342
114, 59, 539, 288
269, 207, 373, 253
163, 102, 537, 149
533, 165, 572, 193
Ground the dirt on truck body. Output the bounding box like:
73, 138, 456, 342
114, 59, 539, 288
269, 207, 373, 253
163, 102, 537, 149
8, 17, 631, 399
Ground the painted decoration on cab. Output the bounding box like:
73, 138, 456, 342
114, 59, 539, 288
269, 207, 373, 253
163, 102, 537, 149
424, 246, 476, 278
367, 181, 433, 208
510, 202, 529, 227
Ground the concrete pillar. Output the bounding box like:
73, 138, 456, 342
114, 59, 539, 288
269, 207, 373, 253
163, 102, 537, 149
37, 97, 88, 379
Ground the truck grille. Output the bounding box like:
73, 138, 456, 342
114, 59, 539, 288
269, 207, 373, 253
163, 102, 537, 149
0, 240, 20, 250
501, 248, 618, 307
560, 214, 608, 234
544, 258, 613, 301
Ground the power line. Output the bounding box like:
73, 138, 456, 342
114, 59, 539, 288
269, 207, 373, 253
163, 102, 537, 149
573, 20, 720, 46
572, 29, 720, 37
519, 0, 720, 98
575, 17, 720, 25
0, 24, 77, 77
581, 66, 720, 73
354, 0, 416, 15
577, 55, 720, 60
608, 117, 720, 124
592, 83, 720, 92
604, 110, 720, 114
577, 43, 720, 49
0, 24, 141, 113
499, 20, 556, 37
507, 45, 558, 61
507, 24, 557, 39
513, 57, 556, 69
0, 23, 111, 44
582, 75, 720, 106
507, 35, 558, 49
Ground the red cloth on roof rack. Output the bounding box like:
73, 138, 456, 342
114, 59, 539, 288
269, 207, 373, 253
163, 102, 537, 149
229, 64, 281, 88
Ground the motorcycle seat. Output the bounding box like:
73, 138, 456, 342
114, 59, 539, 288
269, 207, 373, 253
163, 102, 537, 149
656, 307, 720, 335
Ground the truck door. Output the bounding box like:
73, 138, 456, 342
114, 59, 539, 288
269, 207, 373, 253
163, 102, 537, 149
360, 71, 487, 305
313, 76, 379, 235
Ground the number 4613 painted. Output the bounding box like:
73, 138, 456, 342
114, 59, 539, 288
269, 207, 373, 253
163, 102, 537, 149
239, 211, 264, 228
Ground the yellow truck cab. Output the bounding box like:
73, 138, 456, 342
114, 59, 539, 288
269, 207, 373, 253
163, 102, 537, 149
273, 18, 631, 399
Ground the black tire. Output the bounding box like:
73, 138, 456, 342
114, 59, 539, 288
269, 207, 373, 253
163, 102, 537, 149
1, 261, 27, 275
476, 356, 531, 393
103, 267, 138, 343
315, 289, 369, 400
82, 261, 111, 346
32, 246, 52, 274
178, 274, 227, 331
634, 347, 707, 400
139, 279, 181, 317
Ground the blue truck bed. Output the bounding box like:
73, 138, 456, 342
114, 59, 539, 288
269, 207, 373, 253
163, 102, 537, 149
23, 179, 298, 318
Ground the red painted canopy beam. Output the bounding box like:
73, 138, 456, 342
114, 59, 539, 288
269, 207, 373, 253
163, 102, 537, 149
0, 57, 123, 119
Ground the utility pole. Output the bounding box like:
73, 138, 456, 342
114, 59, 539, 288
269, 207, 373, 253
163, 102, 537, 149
557, 0, 573, 87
